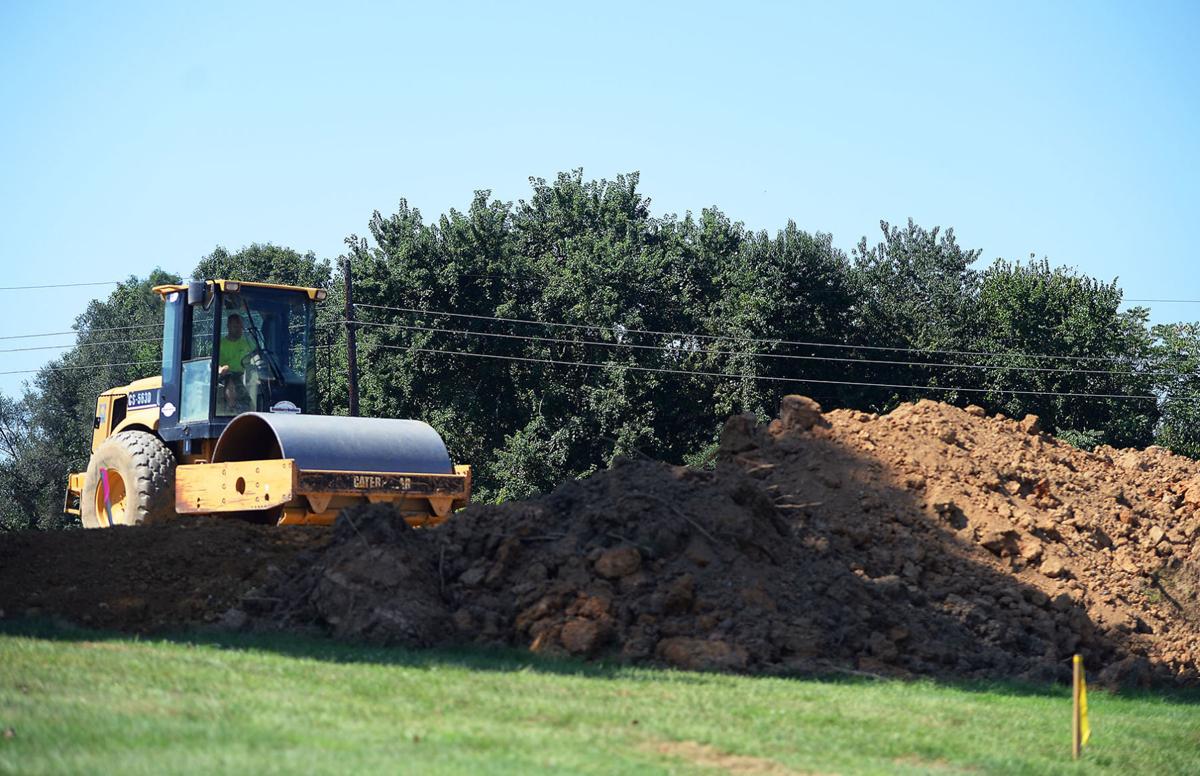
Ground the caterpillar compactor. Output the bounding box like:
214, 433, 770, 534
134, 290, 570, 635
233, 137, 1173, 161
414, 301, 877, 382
64, 280, 470, 528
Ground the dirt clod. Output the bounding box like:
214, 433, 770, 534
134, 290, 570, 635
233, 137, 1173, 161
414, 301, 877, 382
595, 546, 642, 579
779, 394, 829, 432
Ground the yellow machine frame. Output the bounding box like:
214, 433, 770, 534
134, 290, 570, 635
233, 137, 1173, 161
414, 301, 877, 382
64, 278, 471, 527
174, 460, 471, 526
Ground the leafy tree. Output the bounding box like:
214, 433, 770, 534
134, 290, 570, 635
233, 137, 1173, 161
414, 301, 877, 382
4, 171, 1197, 530
0, 394, 44, 530
846, 219, 982, 409
1151, 322, 1200, 458
193, 244, 331, 288
0, 271, 180, 529
969, 259, 1157, 448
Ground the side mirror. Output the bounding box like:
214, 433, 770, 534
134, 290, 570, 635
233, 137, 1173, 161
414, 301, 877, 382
187, 281, 207, 306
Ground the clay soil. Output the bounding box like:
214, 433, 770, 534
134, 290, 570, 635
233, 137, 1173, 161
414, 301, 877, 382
3, 397, 1199, 687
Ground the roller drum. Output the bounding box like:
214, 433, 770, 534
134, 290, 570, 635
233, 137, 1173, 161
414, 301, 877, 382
211, 412, 454, 474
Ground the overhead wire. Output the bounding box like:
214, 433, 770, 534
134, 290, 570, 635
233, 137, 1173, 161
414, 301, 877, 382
0, 281, 122, 291
0, 322, 163, 341
1, 301, 1192, 404
350, 318, 1175, 379
0, 337, 163, 354
0, 322, 341, 375
353, 302, 1190, 365
0, 360, 160, 376
366, 343, 1181, 402
0, 319, 340, 345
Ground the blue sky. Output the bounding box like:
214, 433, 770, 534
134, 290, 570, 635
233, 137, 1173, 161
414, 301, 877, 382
1, 0, 1198, 397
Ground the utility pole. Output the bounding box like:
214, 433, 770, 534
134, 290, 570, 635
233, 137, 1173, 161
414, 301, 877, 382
342, 257, 359, 417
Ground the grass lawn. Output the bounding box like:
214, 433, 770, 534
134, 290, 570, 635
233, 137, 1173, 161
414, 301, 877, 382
1, 622, 1197, 775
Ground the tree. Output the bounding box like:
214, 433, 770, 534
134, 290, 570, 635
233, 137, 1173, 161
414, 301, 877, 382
970, 259, 1157, 449
4, 172, 1196, 530
193, 244, 331, 289
1151, 322, 1200, 458
0, 270, 180, 530
846, 219, 982, 409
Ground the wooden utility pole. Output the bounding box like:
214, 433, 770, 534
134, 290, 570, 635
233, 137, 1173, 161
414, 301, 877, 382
343, 258, 359, 417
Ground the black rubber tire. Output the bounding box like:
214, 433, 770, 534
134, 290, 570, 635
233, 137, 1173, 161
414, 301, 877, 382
81, 430, 177, 528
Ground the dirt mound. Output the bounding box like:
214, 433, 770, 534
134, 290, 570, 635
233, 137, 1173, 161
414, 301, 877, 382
4, 396, 1198, 687
0, 518, 328, 631
239, 509, 451, 645
240, 396, 1200, 686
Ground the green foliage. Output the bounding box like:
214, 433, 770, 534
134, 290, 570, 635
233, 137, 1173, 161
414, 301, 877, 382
2, 172, 1198, 529
1150, 322, 1200, 458
970, 259, 1158, 449
1055, 428, 1107, 452
193, 243, 331, 288
851, 219, 981, 354
342, 172, 861, 501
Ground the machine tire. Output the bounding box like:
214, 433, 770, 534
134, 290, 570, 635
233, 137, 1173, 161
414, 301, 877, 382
81, 430, 176, 528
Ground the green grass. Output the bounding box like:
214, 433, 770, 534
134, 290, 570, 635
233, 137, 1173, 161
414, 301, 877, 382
0, 622, 1197, 775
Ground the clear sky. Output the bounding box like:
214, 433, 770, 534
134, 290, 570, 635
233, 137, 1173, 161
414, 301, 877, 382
1, 0, 1198, 398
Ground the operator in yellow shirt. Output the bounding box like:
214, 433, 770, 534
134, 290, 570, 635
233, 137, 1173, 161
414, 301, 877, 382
218, 313, 255, 413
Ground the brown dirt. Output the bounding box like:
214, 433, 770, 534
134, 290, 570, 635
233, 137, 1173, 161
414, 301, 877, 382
3, 396, 1199, 688
0, 517, 328, 631
645, 740, 803, 774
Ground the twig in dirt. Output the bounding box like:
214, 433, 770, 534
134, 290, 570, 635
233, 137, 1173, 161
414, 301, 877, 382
438, 540, 446, 598
775, 501, 824, 510
1150, 571, 1189, 617
519, 533, 570, 543
339, 509, 372, 551
632, 491, 718, 545
741, 538, 783, 565
742, 462, 777, 475
606, 531, 653, 553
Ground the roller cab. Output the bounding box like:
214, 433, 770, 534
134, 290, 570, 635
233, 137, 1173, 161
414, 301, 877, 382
67, 278, 471, 529
174, 413, 471, 527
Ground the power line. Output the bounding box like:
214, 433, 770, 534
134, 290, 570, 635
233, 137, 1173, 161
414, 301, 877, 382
353, 303, 1189, 366
0, 360, 159, 376
0, 337, 163, 355
350, 318, 1174, 379
0, 322, 162, 341
0, 280, 122, 291
370, 342, 1184, 402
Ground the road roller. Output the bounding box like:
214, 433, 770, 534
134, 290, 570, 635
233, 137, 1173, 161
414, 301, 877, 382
64, 279, 470, 528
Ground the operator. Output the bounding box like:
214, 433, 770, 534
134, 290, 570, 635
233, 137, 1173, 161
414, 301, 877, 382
218, 314, 255, 412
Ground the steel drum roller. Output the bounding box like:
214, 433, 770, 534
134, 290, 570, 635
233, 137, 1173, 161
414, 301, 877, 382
212, 413, 454, 474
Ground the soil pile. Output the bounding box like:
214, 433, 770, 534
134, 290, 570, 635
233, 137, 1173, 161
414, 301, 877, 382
0, 519, 328, 631
243, 396, 1200, 687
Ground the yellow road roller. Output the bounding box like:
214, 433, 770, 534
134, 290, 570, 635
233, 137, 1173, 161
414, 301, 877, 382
64, 279, 470, 528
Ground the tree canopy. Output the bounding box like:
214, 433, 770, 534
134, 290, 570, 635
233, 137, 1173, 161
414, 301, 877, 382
1, 171, 1195, 529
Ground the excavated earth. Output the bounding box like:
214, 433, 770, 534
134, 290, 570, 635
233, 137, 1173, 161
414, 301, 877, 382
0, 519, 328, 631
3, 397, 1199, 688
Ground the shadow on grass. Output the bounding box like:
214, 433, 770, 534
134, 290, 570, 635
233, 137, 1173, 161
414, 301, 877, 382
4, 616, 1198, 706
